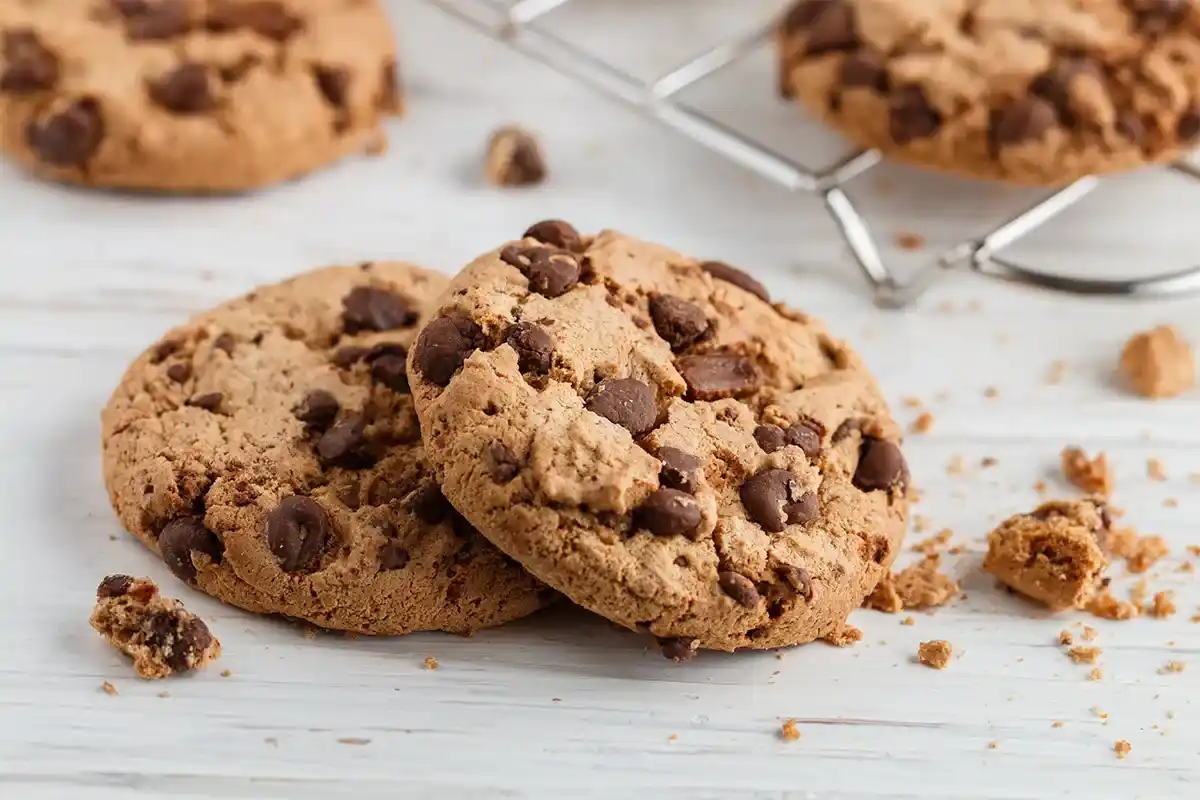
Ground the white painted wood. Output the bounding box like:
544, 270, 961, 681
2, 2, 1199, 797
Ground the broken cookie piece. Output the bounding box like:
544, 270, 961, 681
484, 125, 546, 187
89, 575, 221, 680
982, 498, 1109, 611
1119, 325, 1194, 398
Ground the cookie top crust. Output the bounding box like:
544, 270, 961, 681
778, 0, 1200, 184
0, 0, 401, 191
102, 263, 549, 636
409, 223, 910, 653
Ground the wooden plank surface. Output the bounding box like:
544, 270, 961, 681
1, 2, 1198, 797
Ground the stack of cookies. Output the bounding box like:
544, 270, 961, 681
102, 223, 911, 659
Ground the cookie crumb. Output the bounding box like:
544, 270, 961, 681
983, 499, 1108, 610
1060, 447, 1113, 496
1150, 591, 1177, 619
1106, 528, 1170, 574
337, 738, 371, 746
1052, 721, 1064, 728
911, 528, 953, 556
424, 656, 439, 670
156, 691, 170, 698
1114, 739, 1132, 760
779, 719, 801, 742
1092, 706, 1108, 719
1057, 630, 1073, 646
981, 456, 998, 468
902, 396, 924, 408
900, 616, 915, 626
987, 740, 998, 750
484, 125, 546, 187
946, 455, 965, 475
1146, 458, 1168, 482
910, 411, 935, 434
1119, 325, 1194, 398
863, 572, 903, 613
220, 669, 232, 678
1081, 625, 1098, 642
1067, 646, 1101, 664
823, 624, 862, 647
1086, 590, 1140, 621
984, 386, 999, 399
1088, 667, 1104, 681
101, 681, 118, 696
918, 640, 953, 669
1046, 360, 1068, 384
894, 556, 959, 610
89, 575, 221, 680
1163, 497, 1179, 508
1159, 660, 1186, 674
894, 232, 925, 251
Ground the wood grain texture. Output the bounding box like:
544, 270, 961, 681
1, 2, 1198, 797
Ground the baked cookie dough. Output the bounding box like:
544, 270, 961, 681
0, 0, 401, 192
778, 0, 1200, 185
408, 222, 910, 654
102, 263, 550, 635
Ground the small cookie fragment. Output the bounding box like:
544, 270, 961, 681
1119, 326, 1194, 398
484, 125, 546, 187
1114, 740, 1132, 760
1060, 447, 1113, 496
866, 556, 958, 612
1086, 590, 1140, 621
89, 575, 220, 680
779, 719, 801, 742
982, 498, 1109, 611
918, 640, 953, 669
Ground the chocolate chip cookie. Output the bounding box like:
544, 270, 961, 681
778, 0, 1200, 185
0, 1, 401, 192
102, 263, 550, 635
408, 223, 909, 654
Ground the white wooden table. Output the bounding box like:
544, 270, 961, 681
2, 2, 1199, 797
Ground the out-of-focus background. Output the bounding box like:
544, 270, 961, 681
1, 2, 1199, 797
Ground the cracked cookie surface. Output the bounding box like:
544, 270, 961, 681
408, 224, 909, 653
778, 0, 1200, 185
102, 263, 550, 635
0, 0, 401, 192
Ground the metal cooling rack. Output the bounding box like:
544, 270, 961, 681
422, 0, 1200, 308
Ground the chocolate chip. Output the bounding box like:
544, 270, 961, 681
649, 294, 710, 352
485, 441, 520, 483
718, 571, 760, 608
376, 58, 401, 113
187, 392, 223, 411
988, 97, 1056, 154
800, 0, 858, 57
218, 54, 261, 83
740, 469, 818, 533
634, 488, 703, 538
369, 350, 409, 393
316, 415, 367, 465
342, 286, 417, 334
485, 126, 546, 187
332, 345, 369, 368
206, 0, 304, 42
213, 332, 236, 354
1178, 107, 1200, 141
97, 574, 135, 598
26, 98, 105, 167
523, 219, 583, 253
852, 437, 907, 492
158, 516, 223, 584
699, 260, 769, 302
839, 50, 888, 91
411, 313, 482, 386
506, 322, 554, 374
1116, 111, 1145, 144
166, 363, 191, 382
586, 377, 657, 437
754, 424, 787, 453
294, 389, 339, 429
1, 30, 59, 94
151, 338, 180, 363
404, 481, 452, 524
658, 447, 702, 494
121, 0, 191, 41
379, 542, 410, 571
149, 613, 214, 672
677, 351, 760, 400
889, 85, 941, 144
501, 248, 582, 291
313, 65, 349, 107
779, 565, 813, 600
1129, 0, 1189, 35
786, 419, 823, 458
265, 496, 332, 574
658, 636, 698, 663
1029, 58, 1102, 126
831, 417, 860, 442
149, 63, 214, 114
